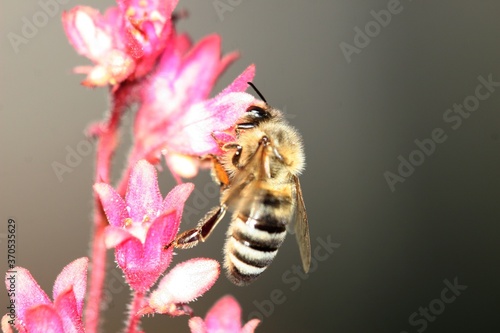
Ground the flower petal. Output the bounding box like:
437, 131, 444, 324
218, 51, 240, 78
1, 315, 14, 333
82, 50, 136, 87
5, 268, 51, 322
115, 236, 146, 291
161, 182, 194, 242
175, 33, 192, 55
125, 160, 163, 222
188, 317, 207, 333
205, 295, 241, 332
52, 257, 88, 316
115, 212, 175, 292
94, 183, 128, 227
62, 6, 114, 61
163, 65, 256, 156
174, 34, 225, 102
104, 225, 134, 248
212, 131, 236, 145
121, 0, 179, 22
147, 258, 220, 313
165, 153, 200, 179
24, 305, 65, 333
168, 91, 256, 155
241, 319, 261, 333
220, 64, 255, 95
119, 0, 178, 78
142, 212, 176, 269
53, 288, 85, 333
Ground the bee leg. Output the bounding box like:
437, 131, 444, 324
202, 154, 230, 188
223, 143, 244, 168
166, 205, 227, 250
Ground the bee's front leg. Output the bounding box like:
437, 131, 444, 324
223, 143, 243, 169
165, 205, 227, 250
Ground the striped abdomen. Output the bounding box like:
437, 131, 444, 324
224, 189, 293, 286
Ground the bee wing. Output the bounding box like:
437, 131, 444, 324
290, 175, 311, 273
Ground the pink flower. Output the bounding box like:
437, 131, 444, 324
118, 0, 178, 79
94, 160, 194, 292
189, 295, 260, 333
138, 258, 220, 317
62, 0, 178, 87
3, 257, 88, 333
64, 1, 258, 181
132, 41, 257, 177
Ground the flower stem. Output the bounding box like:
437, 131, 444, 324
85, 206, 107, 333
125, 291, 144, 333
85, 85, 131, 333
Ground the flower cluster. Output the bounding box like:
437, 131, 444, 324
3, 258, 88, 333
63, 0, 257, 182
3, 0, 262, 332
95, 160, 220, 317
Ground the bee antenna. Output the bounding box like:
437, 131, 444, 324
247, 82, 268, 103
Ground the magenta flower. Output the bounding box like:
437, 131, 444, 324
94, 160, 194, 292
189, 295, 260, 333
62, 5, 134, 87
138, 258, 220, 317
62, 0, 178, 87
117, 0, 178, 79
3, 257, 88, 333
132, 54, 257, 178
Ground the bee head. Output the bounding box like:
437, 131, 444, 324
237, 82, 282, 130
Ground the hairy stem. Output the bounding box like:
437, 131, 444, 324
125, 291, 144, 333
85, 85, 131, 333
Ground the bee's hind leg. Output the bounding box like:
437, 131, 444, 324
165, 205, 227, 250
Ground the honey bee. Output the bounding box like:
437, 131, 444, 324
169, 83, 310, 286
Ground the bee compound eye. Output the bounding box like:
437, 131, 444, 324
246, 106, 269, 119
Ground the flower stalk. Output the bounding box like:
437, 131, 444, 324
86, 83, 133, 333
125, 291, 144, 333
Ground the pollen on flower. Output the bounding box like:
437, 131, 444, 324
124, 218, 133, 227
84, 66, 109, 86
80, 49, 135, 87
109, 50, 134, 71
167, 153, 200, 179
150, 11, 164, 23
126, 7, 136, 17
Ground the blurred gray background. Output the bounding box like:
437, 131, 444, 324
2, 0, 500, 332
